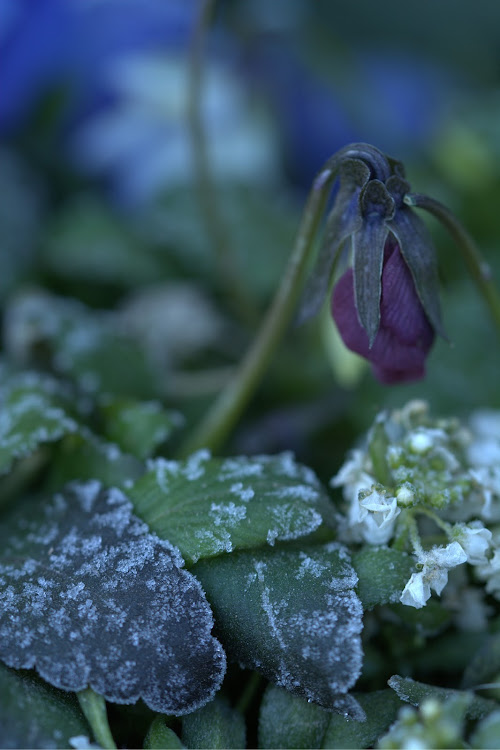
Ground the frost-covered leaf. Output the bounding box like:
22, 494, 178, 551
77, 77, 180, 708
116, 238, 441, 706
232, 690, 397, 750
352, 547, 414, 609
258, 684, 332, 749
0, 662, 89, 749
128, 451, 337, 564
97, 396, 183, 459
0, 370, 80, 476
387, 676, 496, 720
181, 695, 246, 749
0, 481, 226, 715
47, 433, 144, 491
193, 543, 363, 708
4, 290, 161, 398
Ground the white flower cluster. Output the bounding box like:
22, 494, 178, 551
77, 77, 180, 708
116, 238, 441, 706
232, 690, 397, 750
400, 526, 492, 609
332, 401, 500, 610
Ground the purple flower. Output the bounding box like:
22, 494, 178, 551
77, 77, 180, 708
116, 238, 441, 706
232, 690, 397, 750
332, 237, 435, 384
298, 143, 446, 384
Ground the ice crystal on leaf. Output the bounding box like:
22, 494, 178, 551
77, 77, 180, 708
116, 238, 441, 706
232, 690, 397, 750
0, 481, 226, 714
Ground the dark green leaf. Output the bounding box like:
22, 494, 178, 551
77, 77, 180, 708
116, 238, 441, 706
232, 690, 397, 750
128, 452, 337, 564
47, 432, 144, 491
462, 633, 500, 689
258, 684, 332, 749
97, 396, 183, 460
322, 689, 402, 749
181, 696, 245, 749
0, 663, 89, 749
193, 543, 363, 708
352, 546, 414, 609
387, 676, 496, 720
144, 718, 184, 749
0, 482, 226, 715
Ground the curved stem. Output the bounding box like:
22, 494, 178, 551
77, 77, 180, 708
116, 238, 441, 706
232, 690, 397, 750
187, 0, 257, 324
406, 193, 500, 340
177, 165, 337, 457
77, 688, 116, 749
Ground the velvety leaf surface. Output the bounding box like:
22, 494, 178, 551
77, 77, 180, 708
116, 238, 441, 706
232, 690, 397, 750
193, 543, 363, 708
128, 451, 337, 564
462, 632, 500, 689
387, 676, 496, 720
352, 546, 414, 609
0, 663, 89, 749
181, 696, 246, 749
0, 481, 226, 715
321, 689, 402, 749
0, 371, 80, 476
258, 684, 332, 749
144, 718, 185, 749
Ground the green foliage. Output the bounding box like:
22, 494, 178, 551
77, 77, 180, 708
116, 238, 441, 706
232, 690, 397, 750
258, 685, 402, 749
128, 452, 337, 564
181, 696, 246, 749
193, 543, 363, 708
352, 546, 415, 609
144, 718, 184, 749
0, 664, 89, 749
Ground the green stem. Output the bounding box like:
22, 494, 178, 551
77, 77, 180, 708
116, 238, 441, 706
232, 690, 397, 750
77, 688, 116, 749
187, 0, 257, 324
416, 506, 453, 537
406, 192, 500, 340
177, 165, 337, 457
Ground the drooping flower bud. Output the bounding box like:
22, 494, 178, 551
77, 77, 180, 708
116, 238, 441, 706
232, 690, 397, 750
299, 143, 445, 384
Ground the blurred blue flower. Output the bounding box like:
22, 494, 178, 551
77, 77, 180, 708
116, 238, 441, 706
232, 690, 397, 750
0, 0, 197, 134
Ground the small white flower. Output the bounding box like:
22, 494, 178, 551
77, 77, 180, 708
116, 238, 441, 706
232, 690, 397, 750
423, 541, 468, 570
451, 522, 492, 565
400, 542, 467, 609
353, 488, 400, 544
331, 449, 370, 490
400, 572, 431, 609
469, 466, 500, 520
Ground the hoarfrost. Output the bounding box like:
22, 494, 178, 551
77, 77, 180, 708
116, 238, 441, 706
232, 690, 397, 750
129, 451, 333, 564
0, 481, 226, 714
200, 543, 363, 707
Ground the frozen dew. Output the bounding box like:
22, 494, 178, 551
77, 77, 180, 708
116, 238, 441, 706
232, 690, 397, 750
0, 481, 226, 714
129, 451, 333, 564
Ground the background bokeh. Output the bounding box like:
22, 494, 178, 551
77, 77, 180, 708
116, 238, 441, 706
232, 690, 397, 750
2, 0, 500, 480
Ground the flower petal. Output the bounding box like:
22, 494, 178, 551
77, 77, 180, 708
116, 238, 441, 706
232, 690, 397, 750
297, 158, 370, 324
387, 184, 445, 340
352, 179, 394, 346
332, 241, 435, 384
